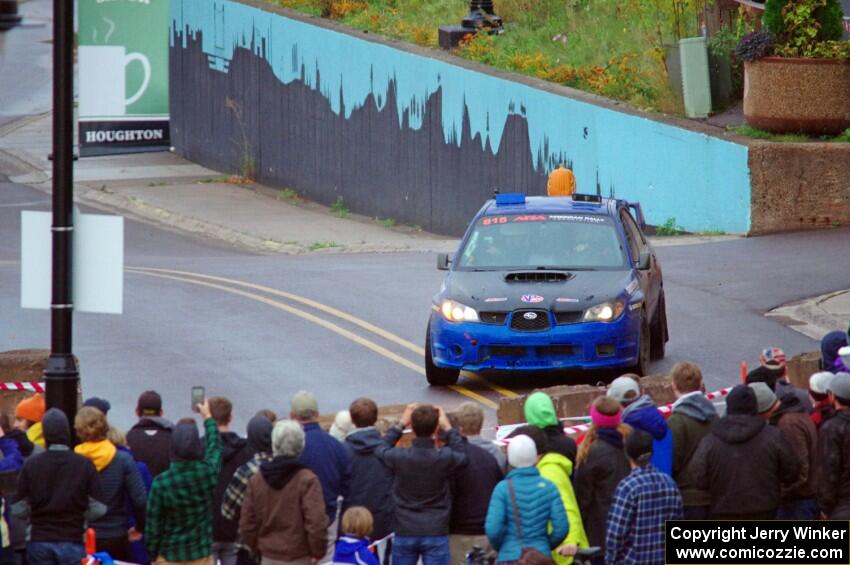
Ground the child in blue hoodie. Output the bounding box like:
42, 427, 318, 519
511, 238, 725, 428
333, 506, 380, 565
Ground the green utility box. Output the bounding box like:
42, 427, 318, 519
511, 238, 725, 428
678, 36, 712, 118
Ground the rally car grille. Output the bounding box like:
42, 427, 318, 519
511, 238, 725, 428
510, 309, 551, 332
479, 312, 508, 325
555, 311, 584, 324
488, 346, 527, 357
505, 271, 571, 283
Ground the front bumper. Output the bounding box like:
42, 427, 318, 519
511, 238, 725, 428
429, 309, 640, 371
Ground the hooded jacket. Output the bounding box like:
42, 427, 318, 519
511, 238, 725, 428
76, 440, 147, 540
240, 457, 327, 562
333, 535, 379, 565
450, 436, 503, 536
145, 419, 222, 563
822, 331, 849, 373
770, 394, 818, 500
524, 393, 577, 465
344, 428, 394, 539
375, 426, 468, 537
485, 466, 568, 563
213, 431, 251, 543
818, 409, 850, 518
667, 392, 717, 507
622, 395, 673, 476
127, 416, 173, 478
12, 409, 106, 543
538, 453, 588, 565
220, 417, 274, 526
574, 433, 629, 548
692, 415, 800, 517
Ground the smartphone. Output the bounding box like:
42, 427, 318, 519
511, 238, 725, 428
191, 386, 205, 412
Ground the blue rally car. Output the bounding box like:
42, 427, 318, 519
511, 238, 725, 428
425, 193, 668, 385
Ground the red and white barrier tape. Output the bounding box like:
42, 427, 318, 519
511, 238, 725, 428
0, 382, 44, 393
495, 387, 732, 441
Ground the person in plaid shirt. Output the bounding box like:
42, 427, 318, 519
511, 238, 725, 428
220, 415, 275, 564
146, 399, 223, 565
605, 430, 683, 565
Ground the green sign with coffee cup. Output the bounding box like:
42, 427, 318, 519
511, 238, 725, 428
78, 0, 170, 155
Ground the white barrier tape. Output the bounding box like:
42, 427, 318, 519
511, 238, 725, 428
495, 387, 732, 441
0, 382, 44, 393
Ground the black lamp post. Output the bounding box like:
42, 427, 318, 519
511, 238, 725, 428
0, 0, 22, 31
44, 0, 79, 436
439, 0, 503, 50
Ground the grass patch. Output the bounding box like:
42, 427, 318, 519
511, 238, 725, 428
729, 125, 850, 143
655, 217, 686, 236
278, 188, 301, 203
376, 217, 397, 228
309, 240, 340, 251
273, 0, 710, 113
197, 175, 231, 184
331, 196, 351, 218
696, 229, 727, 236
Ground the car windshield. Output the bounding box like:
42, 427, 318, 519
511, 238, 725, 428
456, 213, 628, 270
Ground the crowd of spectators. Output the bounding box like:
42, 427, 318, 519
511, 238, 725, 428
1, 332, 850, 565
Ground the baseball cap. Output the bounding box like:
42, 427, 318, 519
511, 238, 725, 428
760, 346, 786, 369
607, 376, 640, 404
748, 382, 777, 414
809, 371, 835, 395
827, 372, 850, 400
83, 397, 111, 415
291, 390, 319, 418
137, 390, 162, 415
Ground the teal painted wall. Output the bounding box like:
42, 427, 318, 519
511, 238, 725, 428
171, 0, 752, 233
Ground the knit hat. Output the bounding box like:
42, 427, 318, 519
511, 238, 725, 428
137, 390, 162, 416
810, 371, 835, 395
725, 384, 758, 416
746, 366, 779, 391
290, 390, 319, 419
15, 394, 45, 423
748, 382, 777, 414
83, 397, 111, 415
827, 372, 850, 401
625, 429, 653, 464
41, 408, 71, 446
760, 346, 786, 369
507, 434, 538, 469
607, 376, 640, 405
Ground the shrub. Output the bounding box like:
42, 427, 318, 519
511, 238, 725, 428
735, 30, 775, 62
764, 0, 845, 44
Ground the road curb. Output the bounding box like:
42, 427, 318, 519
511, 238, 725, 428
766, 289, 850, 341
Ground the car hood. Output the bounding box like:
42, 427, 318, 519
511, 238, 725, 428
440, 269, 635, 311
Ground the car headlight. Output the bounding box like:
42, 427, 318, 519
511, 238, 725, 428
440, 299, 479, 322
583, 300, 625, 322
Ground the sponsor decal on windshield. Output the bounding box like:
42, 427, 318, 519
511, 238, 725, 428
548, 215, 606, 223
512, 215, 547, 222
484, 297, 508, 303
482, 216, 509, 226
521, 294, 545, 303
556, 297, 579, 303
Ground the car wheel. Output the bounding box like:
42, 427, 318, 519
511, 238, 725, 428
425, 325, 460, 386
631, 315, 651, 376
650, 292, 667, 361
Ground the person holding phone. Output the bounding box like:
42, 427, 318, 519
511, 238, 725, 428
145, 397, 223, 565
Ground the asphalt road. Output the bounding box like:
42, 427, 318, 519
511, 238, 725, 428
3, 177, 850, 433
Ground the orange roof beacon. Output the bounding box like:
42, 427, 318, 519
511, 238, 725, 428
547, 165, 576, 197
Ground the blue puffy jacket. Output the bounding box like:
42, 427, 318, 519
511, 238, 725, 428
622, 395, 673, 476
485, 467, 569, 562
333, 535, 379, 565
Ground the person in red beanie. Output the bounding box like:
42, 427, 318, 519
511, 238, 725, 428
14, 394, 45, 448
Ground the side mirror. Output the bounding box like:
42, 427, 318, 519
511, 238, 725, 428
637, 249, 651, 270
437, 253, 451, 271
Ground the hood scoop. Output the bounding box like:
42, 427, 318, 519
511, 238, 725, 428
505, 271, 572, 283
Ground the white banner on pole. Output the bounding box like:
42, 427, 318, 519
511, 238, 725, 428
21, 210, 124, 314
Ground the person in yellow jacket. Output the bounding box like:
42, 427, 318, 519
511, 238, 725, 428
508, 426, 589, 564
13, 394, 45, 448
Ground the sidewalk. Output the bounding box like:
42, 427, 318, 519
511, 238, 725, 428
0, 112, 457, 254
767, 289, 850, 342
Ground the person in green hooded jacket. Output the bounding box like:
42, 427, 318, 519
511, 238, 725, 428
508, 425, 588, 565
523, 392, 577, 465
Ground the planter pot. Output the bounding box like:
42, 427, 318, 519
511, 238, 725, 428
744, 57, 850, 135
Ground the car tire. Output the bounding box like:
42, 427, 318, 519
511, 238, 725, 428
425, 325, 460, 386
631, 315, 651, 376
650, 292, 668, 361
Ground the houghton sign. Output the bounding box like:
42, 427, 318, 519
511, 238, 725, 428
77, 0, 170, 156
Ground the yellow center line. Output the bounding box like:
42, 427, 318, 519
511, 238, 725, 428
129, 269, 499, 410
127, 266, 519, 398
